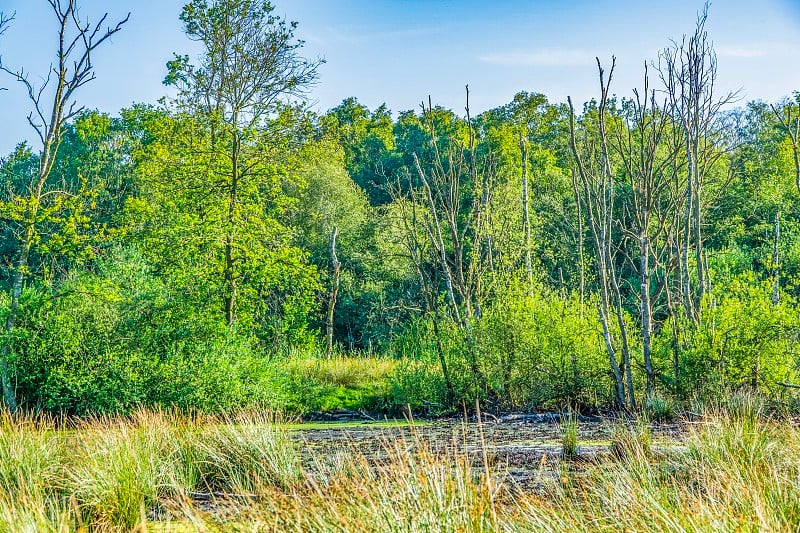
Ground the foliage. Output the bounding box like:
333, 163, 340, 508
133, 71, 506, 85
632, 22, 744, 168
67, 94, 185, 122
1, 1, 800, 417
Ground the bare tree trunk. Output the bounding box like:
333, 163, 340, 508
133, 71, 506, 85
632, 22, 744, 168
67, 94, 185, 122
326, 227, 341, 358
520, 133, 533, 291
693, 145, 705, 307
610, 269, 635, 409
572, 169, 586, 308
772, 211, 780, 306
640, 230, 654, 396
568, 61, 628, 408
598, 302, 626, 407
224, 133, 240, 326
682, 136, 695, 320
666, 286, 681, 392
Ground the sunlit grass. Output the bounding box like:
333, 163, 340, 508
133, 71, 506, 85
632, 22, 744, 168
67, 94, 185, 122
0, 396, 799, 531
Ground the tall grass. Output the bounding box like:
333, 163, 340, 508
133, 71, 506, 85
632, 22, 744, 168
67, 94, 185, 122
1, 399, 800, 531
516, 405, 800, 531
248, 438, 502, 532
560, 412, 579, 459
68, 411, 187, 530
187, 411, 303, 494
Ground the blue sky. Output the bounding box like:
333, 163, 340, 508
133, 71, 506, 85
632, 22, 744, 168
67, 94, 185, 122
0, 0, 799, 154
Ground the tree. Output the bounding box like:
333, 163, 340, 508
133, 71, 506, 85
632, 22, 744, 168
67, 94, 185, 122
771, 94, 800, 196
610, 69, 683, 396
0, 0, 128, 412
658, 3, 736, 319
165, 0, 322, 326
569, 58, 634, 408
326, 98, 398, 205
388, 91, 502, 399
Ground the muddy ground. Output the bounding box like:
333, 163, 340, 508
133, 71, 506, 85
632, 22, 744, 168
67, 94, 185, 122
292, 415, 686, 492
182, 415, 688, 520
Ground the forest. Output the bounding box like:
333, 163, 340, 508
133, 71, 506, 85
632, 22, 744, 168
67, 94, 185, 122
1, 1, 800, 418
4, 1, 800, 531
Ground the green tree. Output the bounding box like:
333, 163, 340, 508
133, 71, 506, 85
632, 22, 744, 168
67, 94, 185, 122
165, 0, 322, 326
326, 98, 399, 205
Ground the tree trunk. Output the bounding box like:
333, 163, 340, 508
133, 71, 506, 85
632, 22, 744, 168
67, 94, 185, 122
682, 134, 695, 321
666, 286, 681, 394
598, 302, 626, 408
326, 227, 341, 358
224, 134, 240, 326
520, 133, 533, 291
640, 229, 654, 396
0, 224, 30, 412
610, 270, 635, 409
772, 211, 780, 306
693, 143, 705, 309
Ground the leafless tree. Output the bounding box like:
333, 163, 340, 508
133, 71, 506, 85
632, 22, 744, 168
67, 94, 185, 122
611, 66, 683, 396
569, 58, 634, 408
388, 91, 500, 396
0, 0, 128, 412
387, 185, 454, 402
658, 3, 737, 320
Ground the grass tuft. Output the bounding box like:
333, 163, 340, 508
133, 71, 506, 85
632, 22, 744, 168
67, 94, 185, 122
560, 412, 579, 459
188, 411, 303, 494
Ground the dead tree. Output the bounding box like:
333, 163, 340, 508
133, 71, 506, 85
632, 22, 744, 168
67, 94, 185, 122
611, 66, 683, 396
388, 183, 454, 403
390, 91, 499, 397
0, 1, 128, 412
569, 58, 634, 408
658, 3, 736, 320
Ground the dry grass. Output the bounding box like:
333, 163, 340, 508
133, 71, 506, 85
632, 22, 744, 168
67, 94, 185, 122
1, 396, 800, 531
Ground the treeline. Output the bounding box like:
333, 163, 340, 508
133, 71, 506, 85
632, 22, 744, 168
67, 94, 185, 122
1, 0, 800, 415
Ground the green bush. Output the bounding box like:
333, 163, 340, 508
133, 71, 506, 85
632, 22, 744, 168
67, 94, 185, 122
475, 282, 609, 409
655, 276, 800, 398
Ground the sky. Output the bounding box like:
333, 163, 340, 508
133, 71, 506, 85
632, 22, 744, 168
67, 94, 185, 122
0, 0, 799, 155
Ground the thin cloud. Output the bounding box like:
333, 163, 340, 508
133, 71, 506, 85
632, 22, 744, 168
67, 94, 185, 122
477, 49, 594, 67
716, 46, 766, 58
716, 43, 800, 59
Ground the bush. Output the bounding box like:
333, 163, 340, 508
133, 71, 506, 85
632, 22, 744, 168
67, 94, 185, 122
655, 276, 800, 398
